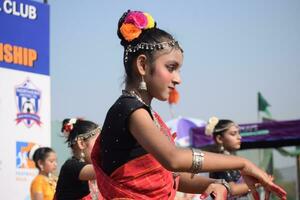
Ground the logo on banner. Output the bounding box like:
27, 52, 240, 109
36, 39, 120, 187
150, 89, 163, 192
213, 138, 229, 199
16, 141, 36, 169
15, 79, 42, 127
16, 141, 37, 182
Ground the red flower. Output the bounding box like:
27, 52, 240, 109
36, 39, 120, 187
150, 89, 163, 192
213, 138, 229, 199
64, 124, 73, 133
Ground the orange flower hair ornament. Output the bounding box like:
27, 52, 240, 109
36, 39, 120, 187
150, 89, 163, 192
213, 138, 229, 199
120, 11, 155, 42
168, 88, 180, 104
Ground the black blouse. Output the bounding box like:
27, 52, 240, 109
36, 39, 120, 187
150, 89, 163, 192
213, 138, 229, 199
55, 158, 89, 199
99, 95, 152, 175
209, 169, 241, 183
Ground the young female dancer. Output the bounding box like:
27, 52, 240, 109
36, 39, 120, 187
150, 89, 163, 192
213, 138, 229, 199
91, 10, 286, 200
55, 118, 102, 200
30, 146, 57, 200
207, 117, 260, 199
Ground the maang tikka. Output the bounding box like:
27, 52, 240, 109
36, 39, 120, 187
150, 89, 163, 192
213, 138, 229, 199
139, 76, 147, 91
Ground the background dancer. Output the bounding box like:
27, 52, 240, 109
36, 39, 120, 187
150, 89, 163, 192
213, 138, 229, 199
30, 146, 57, 200
55, 118, 102, 200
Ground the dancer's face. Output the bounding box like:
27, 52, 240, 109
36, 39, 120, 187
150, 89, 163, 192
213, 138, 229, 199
83, 132, 99, 163
145, 48, 183, 101
41, 152, 57, 174
221, 125, 242, 151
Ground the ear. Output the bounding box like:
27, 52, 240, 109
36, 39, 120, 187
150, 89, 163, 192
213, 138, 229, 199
135, 54, 147, 76
215, 135, 223, 145
37, 160, 44, 169
76, 138, 87, 150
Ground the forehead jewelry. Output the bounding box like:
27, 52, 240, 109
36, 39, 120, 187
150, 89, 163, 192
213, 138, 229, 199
124, 39, 179, 63
68, 127, 100, 147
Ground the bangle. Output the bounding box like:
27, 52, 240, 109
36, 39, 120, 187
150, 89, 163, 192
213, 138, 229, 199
214, 179, 231, 195
190, 148, 204, 177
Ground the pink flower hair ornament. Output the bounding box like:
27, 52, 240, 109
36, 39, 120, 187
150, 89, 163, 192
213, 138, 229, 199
124, 11, 148, 29
120, 11, 155, 42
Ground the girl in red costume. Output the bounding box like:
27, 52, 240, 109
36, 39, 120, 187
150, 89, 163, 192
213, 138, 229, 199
92, 10, 287, 200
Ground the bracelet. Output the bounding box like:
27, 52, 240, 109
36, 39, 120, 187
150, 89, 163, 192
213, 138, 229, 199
214, 179, 231, 195
190, 148, 204, 177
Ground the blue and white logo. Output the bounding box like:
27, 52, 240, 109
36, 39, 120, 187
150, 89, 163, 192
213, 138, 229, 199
15, 79, 41, 127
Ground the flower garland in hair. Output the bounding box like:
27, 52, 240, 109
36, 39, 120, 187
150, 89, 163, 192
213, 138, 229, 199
120, 11, 155, 42
205, 116, 219, 136
63, 118, 77, 136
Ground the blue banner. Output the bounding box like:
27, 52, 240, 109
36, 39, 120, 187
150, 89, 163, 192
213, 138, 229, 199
0, 0, 49, 75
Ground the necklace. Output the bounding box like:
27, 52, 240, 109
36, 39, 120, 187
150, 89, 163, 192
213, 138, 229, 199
122, 90, 161, 129
122, 90, 174, 142
42, 173, 57, 192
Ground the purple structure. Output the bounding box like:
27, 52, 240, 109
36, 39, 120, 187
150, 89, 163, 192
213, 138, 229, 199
191, 119, 300, 149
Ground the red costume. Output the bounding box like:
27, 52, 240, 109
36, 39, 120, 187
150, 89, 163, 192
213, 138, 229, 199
92, 110, 179, 200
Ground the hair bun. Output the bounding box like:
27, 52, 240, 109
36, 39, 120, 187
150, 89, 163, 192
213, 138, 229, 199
118, 10, 156, 45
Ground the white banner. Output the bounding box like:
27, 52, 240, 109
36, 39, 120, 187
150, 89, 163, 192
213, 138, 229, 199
0, 69, 51, 199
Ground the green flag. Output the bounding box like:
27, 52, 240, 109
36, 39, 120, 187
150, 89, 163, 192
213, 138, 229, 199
258, 92, 272, 118
257, 92, 274, 190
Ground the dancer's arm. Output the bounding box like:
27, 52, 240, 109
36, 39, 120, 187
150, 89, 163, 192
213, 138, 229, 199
129, 109, 286, 199
130, 109, 248, 172
178, 173, 215, 193
79, 164, 96, 180
31, 193, 43, 200
228, 182, 249, 196
178, 173, 228, 199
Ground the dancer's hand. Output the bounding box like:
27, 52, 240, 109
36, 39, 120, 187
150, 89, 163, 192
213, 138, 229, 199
199, 182, 227, 200
241, 160, 287, 200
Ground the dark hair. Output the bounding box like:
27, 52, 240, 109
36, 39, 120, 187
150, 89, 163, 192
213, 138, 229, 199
212, 119, 235, 139
117, 10, 183, 84
61, 118, 99, 147
32, 147, 55, 171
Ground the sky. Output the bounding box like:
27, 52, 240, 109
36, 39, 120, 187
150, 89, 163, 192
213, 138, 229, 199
49, 0, 300, 126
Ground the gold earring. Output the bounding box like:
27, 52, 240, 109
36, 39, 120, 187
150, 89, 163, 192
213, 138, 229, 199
218, 144, 224, 152
79, 151, 85, 162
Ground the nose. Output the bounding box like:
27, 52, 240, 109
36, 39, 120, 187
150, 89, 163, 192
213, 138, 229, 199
173, 70, 181, 85
237, 133, 242, 140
